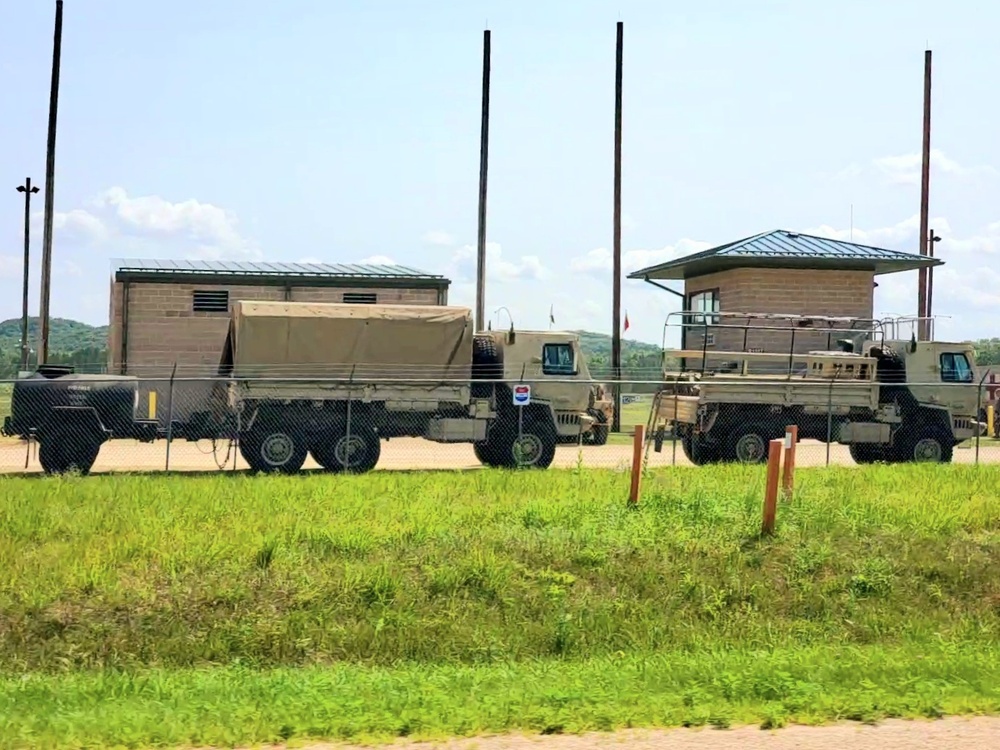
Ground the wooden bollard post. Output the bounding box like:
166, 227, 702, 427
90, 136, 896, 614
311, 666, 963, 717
762, 438, 783, 536
628, 424, 645, 505
782, 425, 798, 500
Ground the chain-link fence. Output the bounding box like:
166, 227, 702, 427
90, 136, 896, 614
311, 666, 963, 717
1, 372, 997, 476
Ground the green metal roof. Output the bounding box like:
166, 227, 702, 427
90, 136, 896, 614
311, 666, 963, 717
113, 258, 450, 289
628, 229, 942, 281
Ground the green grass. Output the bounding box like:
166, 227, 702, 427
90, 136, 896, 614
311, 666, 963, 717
1, 466, 1000, 747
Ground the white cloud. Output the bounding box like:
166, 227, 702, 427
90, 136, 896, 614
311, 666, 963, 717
451, 241, 548, 282
571, 238, 712, 277
834, 150, 996, 186
35, 186, 262, 261
359, 254, 397, 265
422, 230, 455, 247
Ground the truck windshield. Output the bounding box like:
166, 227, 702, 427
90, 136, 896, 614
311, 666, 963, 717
542, 343, 576, 375
940, 352, 974, 383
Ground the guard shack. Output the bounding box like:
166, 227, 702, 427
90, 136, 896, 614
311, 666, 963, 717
628, 229, 940, 371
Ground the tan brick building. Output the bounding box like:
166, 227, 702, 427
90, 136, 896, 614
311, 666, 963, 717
628, 229, 940, 372
107, 259, 451, 421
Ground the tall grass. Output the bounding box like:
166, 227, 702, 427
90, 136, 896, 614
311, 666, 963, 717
0, 465, 999, 746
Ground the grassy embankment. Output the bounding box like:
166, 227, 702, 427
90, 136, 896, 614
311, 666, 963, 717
1, 465, 999, 747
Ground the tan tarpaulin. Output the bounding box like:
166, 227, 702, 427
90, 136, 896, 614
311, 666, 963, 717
228, 300, 475, 379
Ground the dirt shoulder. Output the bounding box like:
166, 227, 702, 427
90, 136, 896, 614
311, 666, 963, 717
245, 718, 1000, 750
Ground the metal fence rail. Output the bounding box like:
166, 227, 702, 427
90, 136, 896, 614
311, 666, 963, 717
0, 374, 997, 476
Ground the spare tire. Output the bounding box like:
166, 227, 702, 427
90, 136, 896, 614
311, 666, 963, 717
472, 334, 503, 397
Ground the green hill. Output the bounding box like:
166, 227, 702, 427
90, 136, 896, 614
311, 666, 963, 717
0, 317, 108, 377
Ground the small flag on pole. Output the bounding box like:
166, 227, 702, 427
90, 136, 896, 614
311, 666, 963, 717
624, 311, 630, 332
549, 304, 555, 328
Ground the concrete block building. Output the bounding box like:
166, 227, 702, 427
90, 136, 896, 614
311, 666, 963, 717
107, 258, 451, 421
628, 229, 940, 369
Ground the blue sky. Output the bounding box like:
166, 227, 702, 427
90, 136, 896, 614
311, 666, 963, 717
1, 0, 998, 346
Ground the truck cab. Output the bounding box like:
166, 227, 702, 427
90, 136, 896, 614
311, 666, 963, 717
487, 330, 598, 440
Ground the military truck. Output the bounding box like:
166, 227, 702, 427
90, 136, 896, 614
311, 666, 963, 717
3, 301, 603, 475
648, 313, 984, 465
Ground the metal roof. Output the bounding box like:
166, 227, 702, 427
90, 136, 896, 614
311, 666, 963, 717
112, 257, 450, 289
627, 229, 943, 281
113, 257, 444, 279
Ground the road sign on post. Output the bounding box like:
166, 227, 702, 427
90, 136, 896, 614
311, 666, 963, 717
512, 383, 531, 406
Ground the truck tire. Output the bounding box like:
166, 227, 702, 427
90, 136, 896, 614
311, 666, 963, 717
849, 443, 887, 464
312, 421, 381, 473
892, 427, 954, 463
583, 408, 609, 445
681, 433, 722, 465
472, 335, 503, 398
239, 422, 308, 474
724, 421, 773, 463
485, 418, 557, 469
38, 428, 102, 475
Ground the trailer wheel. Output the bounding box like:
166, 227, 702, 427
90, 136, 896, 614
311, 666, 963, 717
240, 424, 308, 474
680, 433, 722, 465
312, 421, 381, 473
38, 429, 101, 475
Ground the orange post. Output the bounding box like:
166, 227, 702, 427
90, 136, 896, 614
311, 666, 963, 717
762, 438, 782, 536
628, 424, 645, 505
782, 425, 798, 499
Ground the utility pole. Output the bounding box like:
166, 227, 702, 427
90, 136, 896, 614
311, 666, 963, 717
475, 28, 491, 333
611, 20, 624, 433
927, 228, 941, 338
917, 49, 932, 341
16, 178, 40, 372
38, 0, 65, 365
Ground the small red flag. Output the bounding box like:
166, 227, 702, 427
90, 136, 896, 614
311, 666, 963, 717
623, 311, 630, 332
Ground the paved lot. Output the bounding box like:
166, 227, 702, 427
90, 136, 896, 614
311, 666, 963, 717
1, 435, 998, 475
189, 717, 1000, 750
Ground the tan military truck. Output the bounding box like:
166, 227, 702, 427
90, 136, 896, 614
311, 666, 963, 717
217, 300, 601, 473
649, 314, 984, 465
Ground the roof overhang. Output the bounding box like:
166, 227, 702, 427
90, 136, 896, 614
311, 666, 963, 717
628, 255, 942, 282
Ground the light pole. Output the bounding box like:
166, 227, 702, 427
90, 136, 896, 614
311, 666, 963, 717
16, 178, 40, 372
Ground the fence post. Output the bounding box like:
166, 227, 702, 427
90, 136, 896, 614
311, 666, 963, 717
629, 424, 645, 505
976, 369, 990, 466
164, 364, 177, 472
782, 425, 797, 500
762, 438, 782, 536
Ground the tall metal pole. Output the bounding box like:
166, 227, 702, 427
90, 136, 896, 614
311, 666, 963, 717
475, 28, 491, 333
38, 0, 64, 365
16, 178, 40, 372
611, 21, 624, 433
917, 49, 932, 340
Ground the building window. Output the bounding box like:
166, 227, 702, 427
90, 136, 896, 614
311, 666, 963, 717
343, 292, 377, 304
192, 289, 230, 313
687, 289, 720, 325
940, 352, 974, 383
542, 343, 576, 376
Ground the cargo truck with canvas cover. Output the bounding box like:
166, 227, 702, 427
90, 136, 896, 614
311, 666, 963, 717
218, 300, 599, 474
647, 313, 984, 465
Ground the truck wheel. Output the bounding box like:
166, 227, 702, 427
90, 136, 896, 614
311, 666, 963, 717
489, 419, 557, 469
38, 430, 101, 475
681, 433, 722, 465
725, 422, 772, 464
585, 408, 610, 445
895, 428, 954, 463
312, 421, 381, 473
240, 425, 308, 474
473, 440, 502, 467
849, 443, 887, 464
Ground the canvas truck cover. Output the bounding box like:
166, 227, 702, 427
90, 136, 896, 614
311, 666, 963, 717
224, 300, 475, 380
